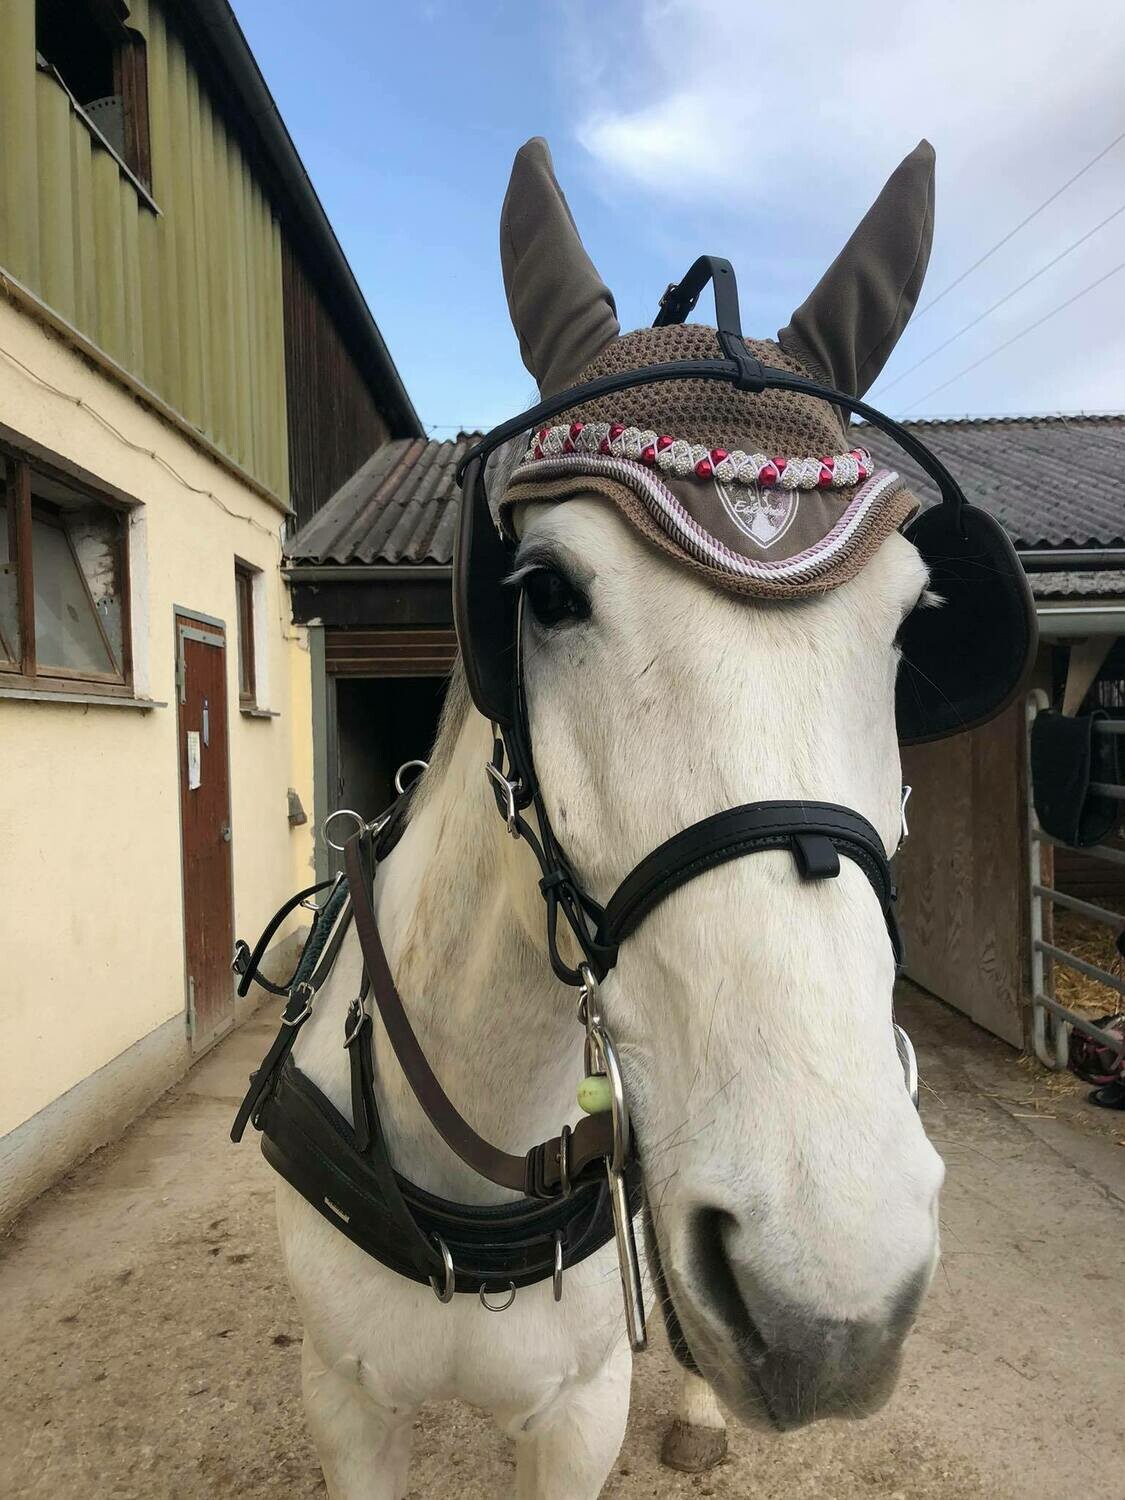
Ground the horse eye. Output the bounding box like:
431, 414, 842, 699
522, 567, 590, 628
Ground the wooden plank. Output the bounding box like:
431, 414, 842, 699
967, 704, 1025, 1045
34, 71, 76, 323
165, 35, 204, 424
185, 67, 214, 441
898, 708, 1028, 1048
119, 187, 143, 374
0, 0, 39, 286
143, 5, 179, 410
281, 238, 390, 528
68, 125, 96, 334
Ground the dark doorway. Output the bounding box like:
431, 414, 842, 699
334, 675, 449, 822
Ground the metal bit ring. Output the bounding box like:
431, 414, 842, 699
428, 1236, 456, 1303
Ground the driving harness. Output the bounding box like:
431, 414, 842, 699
233, 256, 1035, 1348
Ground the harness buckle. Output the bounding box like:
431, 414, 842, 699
281, 980, 315, 1028
231, 938, 251, 977
484, 760, 523, 838
343, 996, 368, 1048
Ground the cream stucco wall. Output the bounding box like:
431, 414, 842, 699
0, 296, 314, 1138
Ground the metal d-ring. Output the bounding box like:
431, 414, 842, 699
553, 1233, 564, 1303
479, 1281, 517, 1312
394, 759, 429, 795
323, 808, 366, 853
428, 1236, 456, 1303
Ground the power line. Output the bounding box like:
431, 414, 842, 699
912, 129, 1125, 322
901, 257, 1125, 413
874, 201, 1125, 397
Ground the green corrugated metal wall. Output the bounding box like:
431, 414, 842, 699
0, 0, 289, 501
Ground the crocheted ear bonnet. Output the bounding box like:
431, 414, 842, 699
495, 138, 936, 599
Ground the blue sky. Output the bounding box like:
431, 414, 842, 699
232, 0, 1125, 435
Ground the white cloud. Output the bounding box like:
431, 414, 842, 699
560, 0, 1125, 413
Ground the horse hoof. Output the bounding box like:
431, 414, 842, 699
660, 1418, 728, 1472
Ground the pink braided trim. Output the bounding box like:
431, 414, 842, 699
525, 422, 872, 491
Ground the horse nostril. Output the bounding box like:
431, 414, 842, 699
691, 1207, 768, 1360
688, 1206, 924, 1429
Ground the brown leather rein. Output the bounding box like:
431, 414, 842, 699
342, 829, 614, 1199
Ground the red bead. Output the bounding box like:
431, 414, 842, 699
710, 447, 728, 466
570, 421, 584, 439
773, 456, 787, 473
656, 434, 673, 451
609, 423, 625, 440
695, 457, 713, 479
818, 465, 833, 487
857, 460, 869, 479
758, 461, 778, 486
562, 437, 574, 454
851, 448, 864, 460
641, 444, 656, 464
533, 444, 543, 460
599, 438, 611, 454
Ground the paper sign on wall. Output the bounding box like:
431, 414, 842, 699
187, 731, 202, 790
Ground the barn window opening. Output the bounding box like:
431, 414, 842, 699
36, 0, 152, 191
234, 562, 257, 707
1, 450, 132, 693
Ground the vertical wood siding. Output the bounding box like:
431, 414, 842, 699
0, 0, 289, 501
282, 237, 390, 530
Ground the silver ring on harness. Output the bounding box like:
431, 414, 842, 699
429, 1236, 456, 1303
479, 1281, 517, 1312
394, 759, 429, 796
323, 808, 366, 852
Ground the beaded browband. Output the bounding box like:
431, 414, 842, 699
525, 421, 874, 491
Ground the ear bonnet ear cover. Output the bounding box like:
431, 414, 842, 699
463, 136, 1039, 743
896, 504, 1037, 743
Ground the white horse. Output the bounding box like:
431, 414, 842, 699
274, 143, 945, 1499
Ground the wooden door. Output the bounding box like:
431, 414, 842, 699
175, 613, 235, 1052
897, 701, 1028, 1046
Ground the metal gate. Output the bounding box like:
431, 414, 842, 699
1026, 689, 1125, 1068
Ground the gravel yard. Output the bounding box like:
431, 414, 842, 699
2, 985, 1123, 1499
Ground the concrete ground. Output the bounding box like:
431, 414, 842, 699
1, 985, 1123, 1500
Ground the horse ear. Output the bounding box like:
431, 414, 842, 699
500, 137, 620, 397
778, 141, 935, 397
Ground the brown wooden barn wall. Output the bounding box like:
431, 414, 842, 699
283, 239, 390, 529
896, 702, 1028, 1047
325, 627, 457, 678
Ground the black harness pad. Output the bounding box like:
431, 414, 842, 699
258, 1059, 635, 1293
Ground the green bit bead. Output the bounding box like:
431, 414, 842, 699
577, 1074, 613, 1115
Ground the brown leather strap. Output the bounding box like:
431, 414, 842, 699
344, 833, 613, 1198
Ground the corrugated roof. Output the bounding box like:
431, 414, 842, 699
860, 414, 1125, 550
285, 434, 480, 566
287, 416, 1125, 589
1029, 569, 1125, 598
